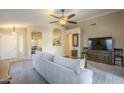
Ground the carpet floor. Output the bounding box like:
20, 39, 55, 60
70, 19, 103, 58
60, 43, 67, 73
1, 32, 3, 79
88, 61, 124, 84
10, 61, 48, 84
9, 60, 124, 84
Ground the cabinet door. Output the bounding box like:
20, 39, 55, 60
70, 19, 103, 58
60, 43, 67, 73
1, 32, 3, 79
97, 54, 105, 62
104, 53, 112, 64
71, 50, 78, 57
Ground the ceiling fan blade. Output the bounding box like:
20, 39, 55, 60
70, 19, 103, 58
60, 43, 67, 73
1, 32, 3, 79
68, 21, 77, 24
50, 21, 58, 24
68, 14, 76, 19
50, 14, 59, 19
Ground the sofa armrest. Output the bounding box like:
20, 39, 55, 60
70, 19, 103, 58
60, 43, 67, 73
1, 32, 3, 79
80, 68, 93, 84
48, 61, 75, 84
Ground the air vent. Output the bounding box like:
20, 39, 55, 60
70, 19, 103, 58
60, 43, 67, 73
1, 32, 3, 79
90, 23, 96, 26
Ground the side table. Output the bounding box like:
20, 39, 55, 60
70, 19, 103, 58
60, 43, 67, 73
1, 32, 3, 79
0, 61, 11, 84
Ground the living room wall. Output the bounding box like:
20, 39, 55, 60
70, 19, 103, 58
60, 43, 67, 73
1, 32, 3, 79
29, 24, 65, 56
0, 28, 27, 59
66, 10, 124, 49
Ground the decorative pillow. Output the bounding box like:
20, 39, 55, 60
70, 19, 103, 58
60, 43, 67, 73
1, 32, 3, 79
80, 59, 85, 68
49, 54, 54, 61
53, 55, 80, 74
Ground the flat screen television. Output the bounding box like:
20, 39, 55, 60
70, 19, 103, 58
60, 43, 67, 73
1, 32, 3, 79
88, 37, 113, 50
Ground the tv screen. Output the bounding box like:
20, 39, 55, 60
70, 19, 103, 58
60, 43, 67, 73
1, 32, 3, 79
88, 37, 112, 50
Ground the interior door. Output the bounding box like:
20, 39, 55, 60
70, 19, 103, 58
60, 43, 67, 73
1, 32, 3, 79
0, 33, 17, 59
18, 34, 24, 58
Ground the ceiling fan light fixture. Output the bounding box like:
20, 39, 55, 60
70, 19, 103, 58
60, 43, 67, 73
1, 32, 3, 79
59, 17, 68, 25
50, 9, 77, 26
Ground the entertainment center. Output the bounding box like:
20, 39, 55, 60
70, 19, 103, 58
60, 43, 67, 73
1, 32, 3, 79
87, 37, 113, 65
88, 50, 112, 65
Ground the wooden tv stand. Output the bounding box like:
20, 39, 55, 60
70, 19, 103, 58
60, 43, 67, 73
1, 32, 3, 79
87, 50, 113, 65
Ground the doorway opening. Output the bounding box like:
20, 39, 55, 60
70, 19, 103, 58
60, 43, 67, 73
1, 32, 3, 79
31, 32, 42, 54
66, 32, 80, 58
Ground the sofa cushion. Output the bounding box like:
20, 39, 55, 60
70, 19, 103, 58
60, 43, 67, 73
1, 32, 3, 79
53, 55, 80, 74
37, 52, 54, 61
35, 50, 42, 54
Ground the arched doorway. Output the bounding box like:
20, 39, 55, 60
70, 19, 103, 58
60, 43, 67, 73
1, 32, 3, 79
31, 32, 42, 54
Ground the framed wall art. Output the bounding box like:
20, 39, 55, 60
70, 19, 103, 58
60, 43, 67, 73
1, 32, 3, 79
72, 33, 78, 47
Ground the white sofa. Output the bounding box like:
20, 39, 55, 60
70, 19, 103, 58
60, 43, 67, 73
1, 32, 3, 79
32, 52, 92, 84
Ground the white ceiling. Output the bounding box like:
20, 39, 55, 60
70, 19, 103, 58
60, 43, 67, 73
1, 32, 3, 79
0, 9, 120, 27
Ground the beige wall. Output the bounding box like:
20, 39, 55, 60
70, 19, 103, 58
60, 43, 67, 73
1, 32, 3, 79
67, 10, 124, 49
0, 28, 27, 59
25, 28, 31, 58
29, 24, 65, 56
65, 27, 82, 57
0, 24, 65, 58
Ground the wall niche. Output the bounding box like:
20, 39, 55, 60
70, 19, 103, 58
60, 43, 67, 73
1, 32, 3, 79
53, 28, 62, 46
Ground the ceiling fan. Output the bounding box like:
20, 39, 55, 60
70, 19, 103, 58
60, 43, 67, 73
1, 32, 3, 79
50, 9, 77, 26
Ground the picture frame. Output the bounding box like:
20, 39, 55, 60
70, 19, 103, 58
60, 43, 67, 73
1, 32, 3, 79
72, 33, 78, 47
